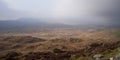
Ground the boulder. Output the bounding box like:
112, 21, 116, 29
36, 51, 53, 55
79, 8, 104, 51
92, 54, 104, 60
115, 53, 120, 60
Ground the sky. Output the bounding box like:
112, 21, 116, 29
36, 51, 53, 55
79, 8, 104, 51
0, 0, 120, 25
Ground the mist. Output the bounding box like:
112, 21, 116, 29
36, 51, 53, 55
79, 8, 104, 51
0, 0, 120, 25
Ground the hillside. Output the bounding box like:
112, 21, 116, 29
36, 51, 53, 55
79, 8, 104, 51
0, 18, 120, 32
0, 18, 71, 32
0, 29, 120, 60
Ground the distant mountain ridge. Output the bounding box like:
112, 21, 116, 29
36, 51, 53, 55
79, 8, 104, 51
0, 18, 120, 31
0, 18, 72, 31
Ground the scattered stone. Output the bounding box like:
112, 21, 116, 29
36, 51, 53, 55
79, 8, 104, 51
115, 53, 120, 60
109, 57, 114, 60
92, 54, 104, 60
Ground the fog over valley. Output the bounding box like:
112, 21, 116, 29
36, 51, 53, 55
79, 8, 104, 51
0, 0, 120, 26
0, 0, 120, 32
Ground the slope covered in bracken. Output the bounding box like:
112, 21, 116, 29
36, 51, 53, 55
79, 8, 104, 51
0, 29, 120, 60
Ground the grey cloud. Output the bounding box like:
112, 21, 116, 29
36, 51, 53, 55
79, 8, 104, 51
93, 0, 120, 21
0, 1, 26, 20
0, 0, 120, 26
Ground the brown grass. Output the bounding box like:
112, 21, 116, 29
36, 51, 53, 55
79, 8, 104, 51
0, 28, 120, 60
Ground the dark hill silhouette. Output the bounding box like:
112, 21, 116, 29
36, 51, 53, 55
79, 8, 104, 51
0, 18, 120, 31
0, 18, 71, 31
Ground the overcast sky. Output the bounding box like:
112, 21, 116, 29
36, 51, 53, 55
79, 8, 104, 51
0, 0, 120, 24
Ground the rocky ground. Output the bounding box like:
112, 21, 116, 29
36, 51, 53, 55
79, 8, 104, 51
0, 29, 120, 60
